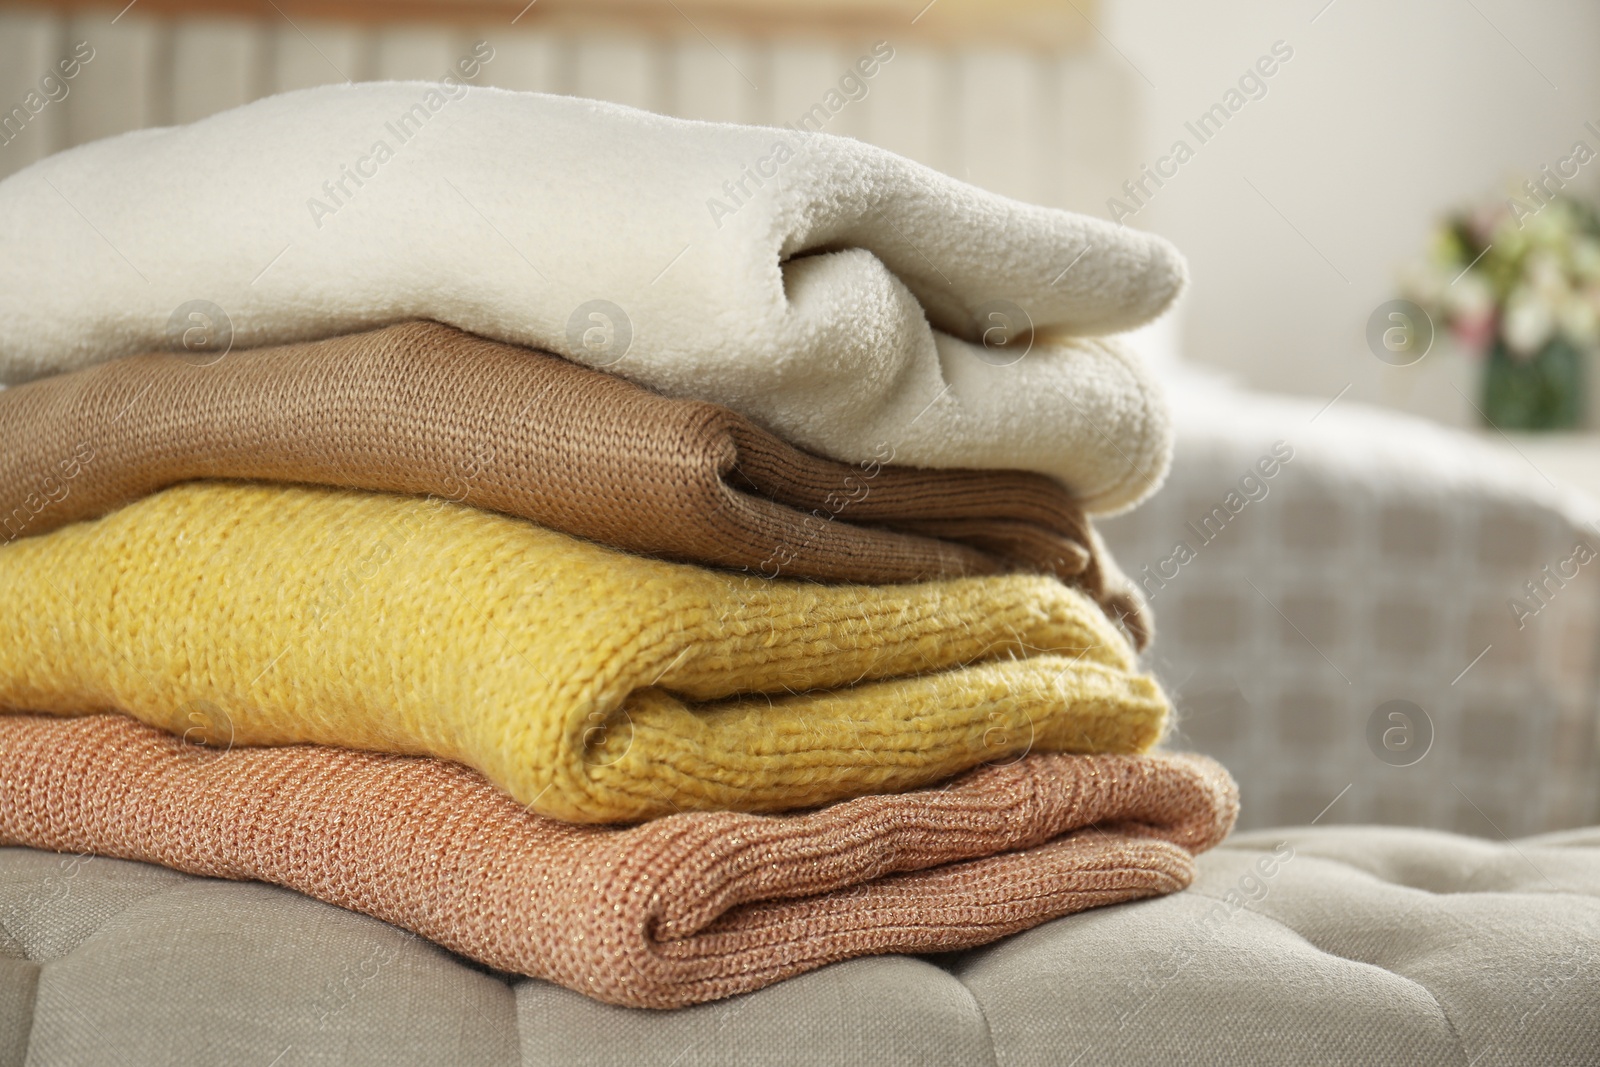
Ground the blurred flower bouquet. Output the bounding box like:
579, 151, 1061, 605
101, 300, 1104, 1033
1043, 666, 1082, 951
1405, 192, 1600, 430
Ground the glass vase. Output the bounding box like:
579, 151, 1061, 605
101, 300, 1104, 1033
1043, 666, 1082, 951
1480, 335, 1584, 431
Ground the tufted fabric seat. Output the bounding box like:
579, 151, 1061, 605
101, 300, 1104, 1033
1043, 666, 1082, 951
1, 825, 1595, 1065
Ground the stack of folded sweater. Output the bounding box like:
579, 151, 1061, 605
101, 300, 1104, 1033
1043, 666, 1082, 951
0, 84, 1237, 1009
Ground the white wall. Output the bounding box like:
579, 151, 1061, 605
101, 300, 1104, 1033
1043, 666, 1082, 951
1103, 0, 1600, 426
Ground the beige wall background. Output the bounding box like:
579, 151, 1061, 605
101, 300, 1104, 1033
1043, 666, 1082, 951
1104, 0, 1600, 427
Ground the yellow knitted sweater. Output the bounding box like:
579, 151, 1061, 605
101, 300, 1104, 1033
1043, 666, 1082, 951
0, 482, 1169, 822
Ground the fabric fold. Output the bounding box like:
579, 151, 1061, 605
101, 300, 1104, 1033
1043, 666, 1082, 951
0, 713, 1238, 1009
0, 480, 1168, 823
0, 84, 1182, 512
0, 320, 1148, 647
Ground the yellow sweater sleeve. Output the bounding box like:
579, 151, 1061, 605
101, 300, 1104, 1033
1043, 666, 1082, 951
0, 481, 1168, 822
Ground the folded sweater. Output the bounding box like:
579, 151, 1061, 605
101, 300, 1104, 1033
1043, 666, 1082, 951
0, 83, 1182, 513
0, 713, 1237, 1008
0, 480, 1168, 822
0, 320, 1148, 647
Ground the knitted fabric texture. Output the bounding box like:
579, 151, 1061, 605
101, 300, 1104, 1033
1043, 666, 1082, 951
0, 83, 1182, 514
0, 481, 1169, 823
0, 713, 1238, 1008
0, 320, 1148, 647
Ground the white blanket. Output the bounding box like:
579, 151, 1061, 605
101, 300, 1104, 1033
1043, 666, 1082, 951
0, 83, 1185, 512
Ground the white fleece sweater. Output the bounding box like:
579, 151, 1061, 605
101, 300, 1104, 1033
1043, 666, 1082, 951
0, 82, 1185, 512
